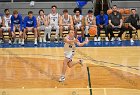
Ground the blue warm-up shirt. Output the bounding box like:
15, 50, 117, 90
24, 16, 37, 28
11, 14, 23, 32
96, 14, 108, 26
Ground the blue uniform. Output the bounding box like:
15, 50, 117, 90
11, 14, 23, 32
96, 14, 108, 25
24, 16, 37, 28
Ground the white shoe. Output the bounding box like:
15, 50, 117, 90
39, 37, 42, 43
79, 59, 83, 66
97, 37, 101, 41
18, 39, 21, 44
111, 37, 115, 41
105, 37, 109, 41
94, 37, 98, 42
59, 76, 65, 82
21, 41, 24, 46
34, 40, 38, 45
130, 38, 134, 43
117, 37, 122, 41
8, 40, 12, 44
43, 37, 46, 42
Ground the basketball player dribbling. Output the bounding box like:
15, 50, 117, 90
59, 30, 89, 82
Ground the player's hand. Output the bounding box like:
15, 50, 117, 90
12, 32, 15, 37
132, 27, 136, 30
118, 25, 121, 28
74, 38, 79, 43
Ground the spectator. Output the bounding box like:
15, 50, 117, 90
11, 10, 23, 44
60, 9, 74, 39
22, 11, 37, 45
85, 10, 97, 41
37, 9, 49, 43
2, 9, 12, 44
73, 8, 85, 38
96, 10, 109, 41
127, 9, 140, 43
47, 5, 61, 42
108, 5, 125, 41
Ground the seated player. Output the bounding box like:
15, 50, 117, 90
60, 9, 74, 38
22, 11, 37, 45
37, 9, 49, 43
1, 9, 12, 44
73, 8, 85, 38
0, 15, 3, 43
10, 10, 23, 44
59, 30, 89, 82
47, 5, 61, 42
96, 10, 109, 41
127, 9, 140, 43
85, 10, 97, 41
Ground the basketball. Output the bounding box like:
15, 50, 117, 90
124, 9, 130, 14
107, 9, 112, 15
119, 9, 124, 14
88, 27, 97, 36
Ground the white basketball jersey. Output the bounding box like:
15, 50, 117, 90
0, 16, 2, 25
86, 15, 94, 25
64, 35, 76, 52
62, 15, 71, 24
49, 13, 59, 26
74, 15, 83, 25
3, 15, 12, 27
37, 15, 47, 25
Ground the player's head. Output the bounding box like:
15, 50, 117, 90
63, 9, 68, 16
51, 5, 57, 13
73, 8, 81, 16
28, 11, 33, 18
112, 5, 118, 12
39, 9, 44, 16
13, 10, 18, 18
4, 9, 10, 15
100, 10, 104, 16
68, 30, 75, 37
88, 10, 93, 17
131, 9, 136, 15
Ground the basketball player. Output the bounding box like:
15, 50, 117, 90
11, 10, 23, 44
22, 11, 37, 45
60, 9, 74, 38
1, 9, 12, 44
59, 30, 89, 82
48, 5, 61, 42
37, 9, 49, 43
85, 10, 97, 41
0, 14, 3, 43
73, 8, 85, 37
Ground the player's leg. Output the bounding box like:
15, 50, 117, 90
12, 26, 16, 44
37, 26, 42, 43
32, 27, 38, 45
0, 28, 4, 43
59, 26, 63, 39
85, 26, 89, 37
55, 25, 59, 41
46, 25, 51, 43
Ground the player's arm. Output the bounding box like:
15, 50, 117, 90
44, 16, 48, 26
2, 16, 5, 27
37, 17, 40, 27
85, 16, 89, 26
10, 16, 14, 32
59, 15, 63, 26
33, 17, 37, 28
77, 38, 88, 46
19, 15, 23, 31
47, 14, 50, 25
23, 17, 27, 29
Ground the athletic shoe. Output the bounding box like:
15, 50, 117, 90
105, 37, 109, 41
43, 37, 46, 43
39, 37, 42, 43
110, 37, 115, 42
130, 38, 134, 43
117, 37, 122, 41
59, 76, 65, 82
97, 37, 101, 41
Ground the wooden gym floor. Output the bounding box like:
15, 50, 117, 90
0, 47, 140, 95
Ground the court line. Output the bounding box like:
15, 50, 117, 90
87, 67, 92, 95
104, 88, 107, 95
